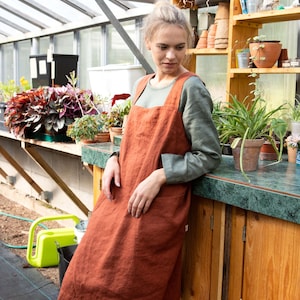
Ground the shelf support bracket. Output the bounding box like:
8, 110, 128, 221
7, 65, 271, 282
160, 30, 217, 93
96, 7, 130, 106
21, 141, 89, 216
0, 144, 43, 194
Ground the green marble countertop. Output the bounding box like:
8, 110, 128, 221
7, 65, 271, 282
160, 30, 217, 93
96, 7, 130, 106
81, 143, 300, 225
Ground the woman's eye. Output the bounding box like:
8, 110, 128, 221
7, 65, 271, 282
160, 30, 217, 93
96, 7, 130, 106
176, 45, 185, 50
158, 45, 168, 50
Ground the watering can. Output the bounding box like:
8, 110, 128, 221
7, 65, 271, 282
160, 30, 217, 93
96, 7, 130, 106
26, 214, 80, 268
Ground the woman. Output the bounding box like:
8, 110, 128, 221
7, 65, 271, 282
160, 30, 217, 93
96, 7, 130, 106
58, 1, 221, 299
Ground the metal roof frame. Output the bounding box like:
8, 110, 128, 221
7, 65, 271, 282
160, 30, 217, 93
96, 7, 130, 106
0, 0, 154, 41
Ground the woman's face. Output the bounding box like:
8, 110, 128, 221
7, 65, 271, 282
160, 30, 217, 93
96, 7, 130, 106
146, 24, 188, 77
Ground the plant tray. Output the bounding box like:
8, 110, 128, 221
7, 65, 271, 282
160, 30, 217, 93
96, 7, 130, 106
26, 132, 73, 143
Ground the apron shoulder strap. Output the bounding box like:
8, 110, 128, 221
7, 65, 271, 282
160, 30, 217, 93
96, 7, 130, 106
133, 74, 155, 104
165, 72, 198, 107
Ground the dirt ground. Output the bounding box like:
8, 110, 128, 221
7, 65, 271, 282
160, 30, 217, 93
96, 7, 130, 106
0, 192, 61, 287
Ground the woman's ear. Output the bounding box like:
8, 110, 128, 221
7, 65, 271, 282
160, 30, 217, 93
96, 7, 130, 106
145, 39, 151, 50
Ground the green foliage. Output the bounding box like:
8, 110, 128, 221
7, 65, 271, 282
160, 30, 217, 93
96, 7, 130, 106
289, 98, 300, 121
66, 114, 106, 142
104, 99, 131, 128
0, 77, 31, 102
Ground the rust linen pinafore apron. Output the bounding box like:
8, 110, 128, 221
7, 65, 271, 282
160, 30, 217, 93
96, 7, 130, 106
58, 72, 194, 300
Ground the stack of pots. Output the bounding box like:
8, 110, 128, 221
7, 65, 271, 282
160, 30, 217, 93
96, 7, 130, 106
214, 2, 230, 49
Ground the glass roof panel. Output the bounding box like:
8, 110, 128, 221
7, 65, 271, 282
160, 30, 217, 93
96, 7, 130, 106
0, 0, 154, 41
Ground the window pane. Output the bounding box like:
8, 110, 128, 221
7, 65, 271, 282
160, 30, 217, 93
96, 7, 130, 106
107, 20, 136, 65
39, 36, 50, 54
17, 40, 31, 85
79, 27, 102, 89
53, 32, 74, 54
2, 43, 14, 81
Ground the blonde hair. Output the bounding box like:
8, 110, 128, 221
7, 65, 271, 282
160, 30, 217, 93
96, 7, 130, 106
143, 1, 193, 49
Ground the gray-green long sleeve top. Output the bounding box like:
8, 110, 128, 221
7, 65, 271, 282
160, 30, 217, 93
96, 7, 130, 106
134, 75, 221, 184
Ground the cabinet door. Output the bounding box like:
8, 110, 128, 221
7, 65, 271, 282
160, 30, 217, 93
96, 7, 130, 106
242, 212, 300, 299
181, 196, 225, 300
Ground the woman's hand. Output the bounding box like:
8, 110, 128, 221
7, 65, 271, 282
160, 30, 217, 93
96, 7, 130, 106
128, 168, 166, 218
102, 155, 120, 200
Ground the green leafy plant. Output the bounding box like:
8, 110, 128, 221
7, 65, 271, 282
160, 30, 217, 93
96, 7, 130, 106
0, 77, 31, 103
104, 98, 131, 128
289, 98, 300, 121
66, 114, 106, 142
214, 90, 287, 180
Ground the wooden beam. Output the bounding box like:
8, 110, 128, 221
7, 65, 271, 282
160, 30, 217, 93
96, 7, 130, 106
0, 167, 8, 179
0, 144, 43, 194
21, 141, 89, 216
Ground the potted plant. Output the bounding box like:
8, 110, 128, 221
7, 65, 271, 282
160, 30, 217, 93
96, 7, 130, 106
66, 114, 109, 143
285, 134, 300, 163
248, 35, 282, 68
0, 77, 31, 132
105, 97, 131, 142
4, 72, 101, 140
216, 89, 287, 180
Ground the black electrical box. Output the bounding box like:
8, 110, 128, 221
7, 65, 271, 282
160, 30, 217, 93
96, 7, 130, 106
30, 54, 79, 88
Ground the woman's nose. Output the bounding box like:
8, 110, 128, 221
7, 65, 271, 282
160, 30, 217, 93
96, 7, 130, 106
166, 49, 175, 59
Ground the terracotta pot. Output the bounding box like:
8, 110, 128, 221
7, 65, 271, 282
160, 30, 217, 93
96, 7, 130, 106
249, 41, 282, 68
259, 141, 279, 161
94, 132, 110, 143
287, 147, 298, 163
231, 138, 264, 172
109, 127, 122, 143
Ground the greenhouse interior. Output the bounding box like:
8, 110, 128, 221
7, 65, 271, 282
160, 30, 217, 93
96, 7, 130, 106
0, 0, 300, 299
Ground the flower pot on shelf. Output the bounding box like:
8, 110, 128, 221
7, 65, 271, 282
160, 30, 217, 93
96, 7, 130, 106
231, 138, 265, 172
109, 127, 123, 143
259, 141, 279, 161
249, 41, 282, 68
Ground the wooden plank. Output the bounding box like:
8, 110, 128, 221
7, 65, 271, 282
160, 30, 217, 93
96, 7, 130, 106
0, 167, 8, 179
22, 142, 89, 216
0, 144, 43, 194
227, 206, 246, 300
210, 201, 225, 300
181, 196, 213, 300
93, 166, 103, 206
243, 212, 300, 299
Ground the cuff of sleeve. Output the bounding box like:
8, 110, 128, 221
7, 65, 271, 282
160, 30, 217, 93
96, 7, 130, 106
110, 151, 120, 158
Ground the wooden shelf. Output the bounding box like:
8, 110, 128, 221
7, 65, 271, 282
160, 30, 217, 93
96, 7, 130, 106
230, 67, 300, 74
186, 48, 228, 55
233, 7, 300, 24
